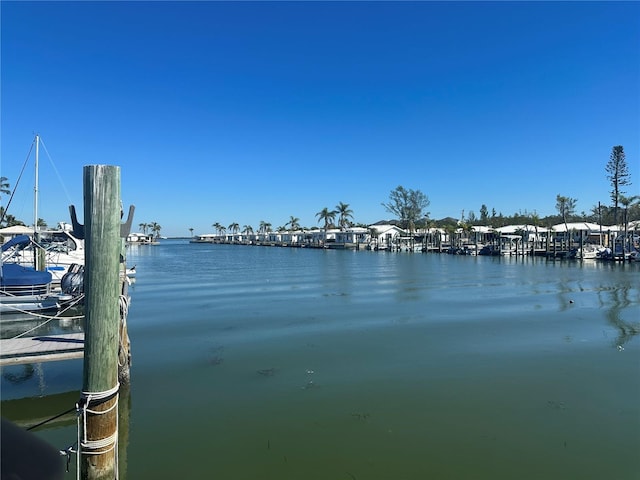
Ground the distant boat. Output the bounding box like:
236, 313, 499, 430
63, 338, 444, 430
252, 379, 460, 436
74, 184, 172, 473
127, 233, 158, 245
570, 244, 606, 260
478, 235, 520, 256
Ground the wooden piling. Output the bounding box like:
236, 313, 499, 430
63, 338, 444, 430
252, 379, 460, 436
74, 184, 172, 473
80, 165, 121, 480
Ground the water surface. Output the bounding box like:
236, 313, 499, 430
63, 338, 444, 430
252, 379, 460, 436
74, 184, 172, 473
2, 241, 639, 479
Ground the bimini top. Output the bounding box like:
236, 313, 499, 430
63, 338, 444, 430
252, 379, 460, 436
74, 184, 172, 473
1, 235, 32, 252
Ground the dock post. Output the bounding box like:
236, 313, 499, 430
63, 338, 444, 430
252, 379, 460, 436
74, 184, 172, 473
79, 165, 121, 480
579, 231, 584, 261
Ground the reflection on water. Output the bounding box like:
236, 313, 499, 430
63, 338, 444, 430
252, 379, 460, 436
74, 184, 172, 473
601, 281, 640, 348
2, 242, 639, 479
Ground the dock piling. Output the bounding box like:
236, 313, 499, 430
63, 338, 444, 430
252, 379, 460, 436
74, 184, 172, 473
79, 165, 122, 480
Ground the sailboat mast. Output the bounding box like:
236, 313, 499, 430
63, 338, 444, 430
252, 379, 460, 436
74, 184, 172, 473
34, 133, 39, 236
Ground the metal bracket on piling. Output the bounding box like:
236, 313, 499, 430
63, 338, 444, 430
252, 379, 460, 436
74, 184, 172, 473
119, 205, 135, 239
69, 204, 136, 240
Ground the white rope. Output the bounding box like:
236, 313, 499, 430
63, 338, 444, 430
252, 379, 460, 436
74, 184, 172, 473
80, 381, 120, 404
80, 431, 118, 451
119, 294, 130, 318
78, 383, 120, 447
10, 294, 86, 339
76, 381, 120, 478
118, 294, 131, 369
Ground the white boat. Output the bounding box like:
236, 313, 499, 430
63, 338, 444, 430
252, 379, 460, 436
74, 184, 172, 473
572, 244, 606, 260
3, 226, 136, 286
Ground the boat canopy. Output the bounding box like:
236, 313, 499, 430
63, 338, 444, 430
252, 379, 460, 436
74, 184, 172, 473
1, 235, 32, 252
1, 262, 52, 287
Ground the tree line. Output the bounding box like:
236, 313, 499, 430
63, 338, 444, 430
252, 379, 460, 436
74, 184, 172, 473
204, 146, 638, 237
2, 146, 637, 234
382, 146, 637, 231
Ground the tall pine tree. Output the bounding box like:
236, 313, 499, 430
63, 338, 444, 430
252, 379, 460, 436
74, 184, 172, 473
606, 145, 631, 225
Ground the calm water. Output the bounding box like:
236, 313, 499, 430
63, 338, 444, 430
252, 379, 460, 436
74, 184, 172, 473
2, 240, 639, 479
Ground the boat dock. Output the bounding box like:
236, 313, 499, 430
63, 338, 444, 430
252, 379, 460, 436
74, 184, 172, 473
0, 333, 84, 366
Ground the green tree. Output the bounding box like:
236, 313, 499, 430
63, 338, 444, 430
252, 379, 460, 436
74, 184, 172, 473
467, 211, 477, 224
228, 222, 240, 234
259, 220, 271, 234
479, 204, 489, 223
212, 222, 222, 235
316, 207, 336, 230
0, 176, 10, 197
149, 222, 162, 239
0, 209, 24, 228
555, 194, 577, 232
606, 145, 631, 225
139, 222, 148, 234
286, 216, 300, 231
382, 186, 430, 233
335, 202, 353, 230
620, 194, 640, 230
316, 207, 336, 243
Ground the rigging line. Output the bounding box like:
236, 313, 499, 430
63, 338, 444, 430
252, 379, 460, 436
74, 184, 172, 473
26, 405, 77, 431
10, 294, 86, 339
39, 138, 75, 208
0, 138, 36, 224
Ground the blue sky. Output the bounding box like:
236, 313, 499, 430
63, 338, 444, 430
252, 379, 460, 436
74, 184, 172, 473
2, 1, 639, 237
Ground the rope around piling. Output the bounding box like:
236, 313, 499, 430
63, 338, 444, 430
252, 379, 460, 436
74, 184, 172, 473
76, 382, 121, 479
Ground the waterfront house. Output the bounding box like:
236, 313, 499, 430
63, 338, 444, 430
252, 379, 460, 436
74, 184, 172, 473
551, 222, 607, 245
368, 224, 406, 249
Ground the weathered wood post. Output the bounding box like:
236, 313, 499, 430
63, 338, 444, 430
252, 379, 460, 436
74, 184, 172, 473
79, 165, 121, 480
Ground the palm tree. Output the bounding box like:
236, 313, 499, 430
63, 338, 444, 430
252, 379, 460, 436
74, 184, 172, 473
149, 222, 162, 239
335, 202, 353, 230
316, 207, 336, 244
0, 176, 10, 197
286, 216, 300, 231
259, 221, 272, 234
619, 194, 640, 253
242, 225, 254, 242
228, 222, 240, 234
189, 228, 194, 237
139, 222, 148, 234
0, 210, 24, 228
212, 222, 222, 236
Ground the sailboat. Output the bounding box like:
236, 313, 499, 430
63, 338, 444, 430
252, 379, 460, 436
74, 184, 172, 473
1, 135, 75, 315
1, 135, 135, 291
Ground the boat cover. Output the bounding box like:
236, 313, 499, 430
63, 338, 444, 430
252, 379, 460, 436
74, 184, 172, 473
0, 262, 52, 287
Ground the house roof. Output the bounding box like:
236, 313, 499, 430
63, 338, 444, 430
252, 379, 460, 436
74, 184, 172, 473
0, 225, 34, 235
551, 222, 605, 233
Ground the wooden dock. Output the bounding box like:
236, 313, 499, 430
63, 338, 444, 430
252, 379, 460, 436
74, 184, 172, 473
0, 333, 84, 366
